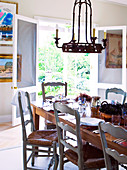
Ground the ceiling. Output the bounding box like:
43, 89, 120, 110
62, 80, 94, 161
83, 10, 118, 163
100, 0, 127, 6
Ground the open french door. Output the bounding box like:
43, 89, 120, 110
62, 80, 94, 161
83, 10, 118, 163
91, 26, 127, 99
12, 14, 38, 126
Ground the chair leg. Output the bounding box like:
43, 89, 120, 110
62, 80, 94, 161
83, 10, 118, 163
48, 147, 51, 156
48, 142, 59, 170
31, 146, 35, 166
48, 157, 53, 170
59, 144, 64, 170
23, 143, 27, 170
53, 142, 59, 170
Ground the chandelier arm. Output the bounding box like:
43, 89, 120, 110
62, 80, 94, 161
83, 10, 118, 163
72, 0, 77, 41
78, 0, 82, 43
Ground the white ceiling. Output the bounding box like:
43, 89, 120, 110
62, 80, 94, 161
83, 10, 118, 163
99, 0, 127, 6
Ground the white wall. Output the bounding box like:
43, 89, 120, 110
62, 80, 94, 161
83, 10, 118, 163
0, 47, 13, 121
93, 0, 127, 26
1, 0, 127, 122
10, 0, 127, 26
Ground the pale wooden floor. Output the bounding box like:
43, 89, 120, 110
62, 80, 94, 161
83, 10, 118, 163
0, 122, 22, 150
0, 122, 12, 131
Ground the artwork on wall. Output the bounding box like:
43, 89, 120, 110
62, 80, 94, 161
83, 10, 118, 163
0, 1, 18, 46
106, 33, 127, 68
0, 54, 22, 82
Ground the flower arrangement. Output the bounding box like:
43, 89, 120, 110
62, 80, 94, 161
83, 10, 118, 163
75, 93, 92, 103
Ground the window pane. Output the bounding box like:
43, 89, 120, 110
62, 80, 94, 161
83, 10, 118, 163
38, 21, 90, 97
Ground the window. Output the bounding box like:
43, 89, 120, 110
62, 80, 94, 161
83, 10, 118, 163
38, 20, 90, 97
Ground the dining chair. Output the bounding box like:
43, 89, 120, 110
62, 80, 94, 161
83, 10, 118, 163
105, 88, 126, 105
18, 91, 58, 170
98, 122, 127, 170
42, 82, 67, 102
42, 82, 67, 130
53, 102, 106, 170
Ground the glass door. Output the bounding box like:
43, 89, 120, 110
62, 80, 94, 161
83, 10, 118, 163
93, 26, 126, 100
12, 14, 38, 126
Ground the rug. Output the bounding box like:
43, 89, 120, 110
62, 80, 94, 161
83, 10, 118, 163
0, 125, 22, 150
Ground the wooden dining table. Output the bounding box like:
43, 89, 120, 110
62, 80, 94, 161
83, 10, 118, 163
31, 100, 127, 156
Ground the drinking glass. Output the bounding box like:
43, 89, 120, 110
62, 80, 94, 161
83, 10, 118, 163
85, 102, 91, 117
111, 114, 121, 126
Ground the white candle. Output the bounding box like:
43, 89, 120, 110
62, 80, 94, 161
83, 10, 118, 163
56, 24, 58, 38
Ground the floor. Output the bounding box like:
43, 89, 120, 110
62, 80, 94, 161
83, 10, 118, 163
0, 122, 12, 131
0, 122, 125, 170
0, 146, 79, 170
0, 121, 78, 170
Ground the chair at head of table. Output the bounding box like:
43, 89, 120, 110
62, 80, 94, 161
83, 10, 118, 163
105, 88, 126, 105
42, 81, 67, 130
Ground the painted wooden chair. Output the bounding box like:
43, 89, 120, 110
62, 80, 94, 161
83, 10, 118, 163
99, 122, 127, 170
42, 82, 67, 129
18, 91, 58, 170
53, 102, 106, 170
105, 88, 126, 104
42, 82, 67, 102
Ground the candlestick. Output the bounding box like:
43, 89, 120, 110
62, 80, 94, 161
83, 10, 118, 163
104, 32, 106, 39
93, 28, 95, 37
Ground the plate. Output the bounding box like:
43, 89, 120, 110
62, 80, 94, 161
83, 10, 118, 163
80, 117, 104, 126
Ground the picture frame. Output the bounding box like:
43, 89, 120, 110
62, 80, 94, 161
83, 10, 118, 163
0, 1, 18, 46
0, 54, 22, 82
106, 33, 127, 68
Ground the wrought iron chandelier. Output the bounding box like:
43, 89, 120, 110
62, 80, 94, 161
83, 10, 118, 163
54, 0, 107, 53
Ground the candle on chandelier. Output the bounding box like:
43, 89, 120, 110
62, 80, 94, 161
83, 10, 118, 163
104, 32, 106, 39
73, 33, 75, 40
93, 28, 95, 37
56, 29, 58, 38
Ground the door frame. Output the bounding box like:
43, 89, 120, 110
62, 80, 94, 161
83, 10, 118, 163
12, 14, 39, 126
91, 26, 126, 96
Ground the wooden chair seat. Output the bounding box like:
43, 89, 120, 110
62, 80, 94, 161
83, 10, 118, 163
28, 130, 58, 146
65, 142, 105, 169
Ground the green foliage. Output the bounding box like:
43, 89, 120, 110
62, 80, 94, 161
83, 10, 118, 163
38, 30, 90, 96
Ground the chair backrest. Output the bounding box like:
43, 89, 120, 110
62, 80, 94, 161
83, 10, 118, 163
42, 82, 67, 102
98, 122, 127, 170
53, 102, 84, 169
18, 91, 35, 142
105, 88, 126, 104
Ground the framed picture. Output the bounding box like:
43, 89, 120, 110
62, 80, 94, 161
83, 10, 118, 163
106, 33, 127, 68
0, 1, 18, 46
0, 54, 22, 82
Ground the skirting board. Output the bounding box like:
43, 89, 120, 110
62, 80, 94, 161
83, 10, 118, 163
0, 115, 11, 123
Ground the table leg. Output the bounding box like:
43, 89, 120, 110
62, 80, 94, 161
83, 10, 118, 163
33, 106, 39, 130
